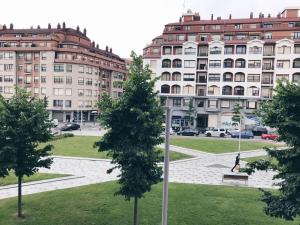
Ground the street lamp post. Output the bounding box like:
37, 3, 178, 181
162, 105, 171, 225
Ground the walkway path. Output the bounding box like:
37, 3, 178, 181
0, 146, 277, 200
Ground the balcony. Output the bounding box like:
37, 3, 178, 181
198, 64, 207, 70
197, 77, 207, 83
262, 79, 273, 85
262, 65, 274, 70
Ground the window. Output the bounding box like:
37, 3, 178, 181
85, 89, 92, 96
53, 88, 64, 96
53, 100, 63, 107
54, 64, 64, 72
209, 60, 221, 68
4, 86, 14, 94
86, 78, 92, 86
247, 74, 260, 82
182, 85, 194, 95
41, 64, 47, 72
24, 64, 32, 73
276, 74, 289, 81
79, 65, 84, 73
248, 86, 259, 96
65, 100, 72, 108
176, 34, 185, 41
223, 73, 233, 82
210, 46, 222, 54
263, 23, 273, 28
172, 59, 182, 68
163, 46, 172, 55
65, 89, 72, 96
41, 76, 46, 83
277, 46, 291, 54
264, 45, 274, 56
25, 76, 31, 84
223, 59, 233, 68
41, 87, 46, 95
197, 100, 205, 108
41, 52, 47, 60
293, 58, 300, 68
34, 76, 39, 84
248, 60, 261, 68
208, 74, 220, 82
161, 72, 171, 81
292, 73, 300, 83
173, 98, 181, 107
198, 46, 208, 56
222, 86, 232, 95
224, 46, 234, 54
183, 74, 195, 81
211, 25, 221, 30
234, 24, 242, 29
211, 35, 221, 41
184, 47, 196, 55
295, 45, 300, 54
184, 60, 196, 68
264, 33, 272, 39
234, 86, 244, 95
17, 65, 23, 71
172, 72, 181, 81
3, 64, 13, 71
235, 73, 245, 82
78, 77, 84, 85
53, 76, 64, 84
78, 89, 84, 96
171, 85, 181, 94
66, 64, 72, 72
249, 46, 262, 54
224, 35, 233, 41
66, 76, 72, 84
246, 101, 257, 109
34, 64, 39, 72
161, 85, 170, 94
25, 53, 32, 61
187, 34, 196, 42
221, 100, 230, 108
235, 59, 246, 68
208, 85, 220, 95
162, 59, 171, 68
86, 67, 92, 74
261, 87, 272, 98
208, 100, 218, 108
236, 34, 247, 40
293, 32, 300, 39
4, 75, 13, 82
236, 45, 246, 54
276, 60, 290, 69
173, 47, 182, 55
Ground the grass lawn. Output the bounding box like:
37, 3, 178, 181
170, 137, 281, 154
0, 172, 67, 187
42, 136, 191, 161
243, 155, 278, 165
0, 182, 298, 225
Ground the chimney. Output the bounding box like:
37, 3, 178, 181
37, 25, 40, 29
268, 13, 271, 18
62, 22, 66, 29
262, 13, 265, 18
277, 13, 281, 18
109, 48, 112, 53
3, 24, 6, 30
105, 46, 108, 52
76, 25, 80, 32
179, 17, 182, 22
9, 23, 13, 30
57, 23, 61, 29
259, 12, 262, 18
48, 23, 51, 29
250, 12, 253, 19
92, 41, 95, 47
211, 14, 214, 20
229, 14, 232, 19
96, 43, 99, 49
83, 28, 87, 35
217, 16, 221, 20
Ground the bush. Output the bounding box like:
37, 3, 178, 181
51, 133, 74, 141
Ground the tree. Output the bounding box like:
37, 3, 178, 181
0, 89, 53, 217
231, 101, 242, 128
94, 52, 163, 225
185, 99, 196, 127
242, 81, 300, 221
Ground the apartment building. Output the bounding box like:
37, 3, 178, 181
143, 7, 300, 129
0, 23, 127, 122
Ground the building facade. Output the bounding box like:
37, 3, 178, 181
143, 8, 300, 129
0, 23, 127, 122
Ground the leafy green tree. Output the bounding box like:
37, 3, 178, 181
94, 52, 163, 225
231, 102, 242, 128
185, 99, 196, 127
0, 89, 53, 217
242, 81, 300, 221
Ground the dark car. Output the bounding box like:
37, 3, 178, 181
60, 123, 80, 131
252, 126, 268, 136
177, 128, 199, 136
231, 130, 254, 139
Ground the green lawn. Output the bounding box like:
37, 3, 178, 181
170, 137, 281, 154
0, 172, 67, 187
0, 182, 298, 225
42, 136, 191, 161
243, 155, 278, 165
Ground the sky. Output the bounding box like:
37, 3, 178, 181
0, 0, 300, 58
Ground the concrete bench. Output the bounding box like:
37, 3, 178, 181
222, 173, 249, 185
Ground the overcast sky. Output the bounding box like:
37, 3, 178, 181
0, 0, 299, 58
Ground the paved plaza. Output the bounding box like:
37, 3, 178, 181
0, 145, 278, 200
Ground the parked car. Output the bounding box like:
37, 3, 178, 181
226, 128, 240, 135
231, 130, 254, 139
60, 123, 80, 131
204, 128, 227, 137
261, 133, 279, 140
252, 126, 268, 136
161, 128, 175, 136
177, 128, 199, 136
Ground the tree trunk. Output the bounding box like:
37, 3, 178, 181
133, 196, 138, 225
18, 175, 22, 217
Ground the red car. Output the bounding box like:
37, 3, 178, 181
261, 133, 279, 140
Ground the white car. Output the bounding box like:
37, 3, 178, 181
205, 128, 227, 137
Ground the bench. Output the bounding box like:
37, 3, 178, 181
222, 173, 249, 185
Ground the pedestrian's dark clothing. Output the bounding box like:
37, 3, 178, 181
231, 154, 240, 172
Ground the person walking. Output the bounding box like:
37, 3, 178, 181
231, 153, 240, 172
